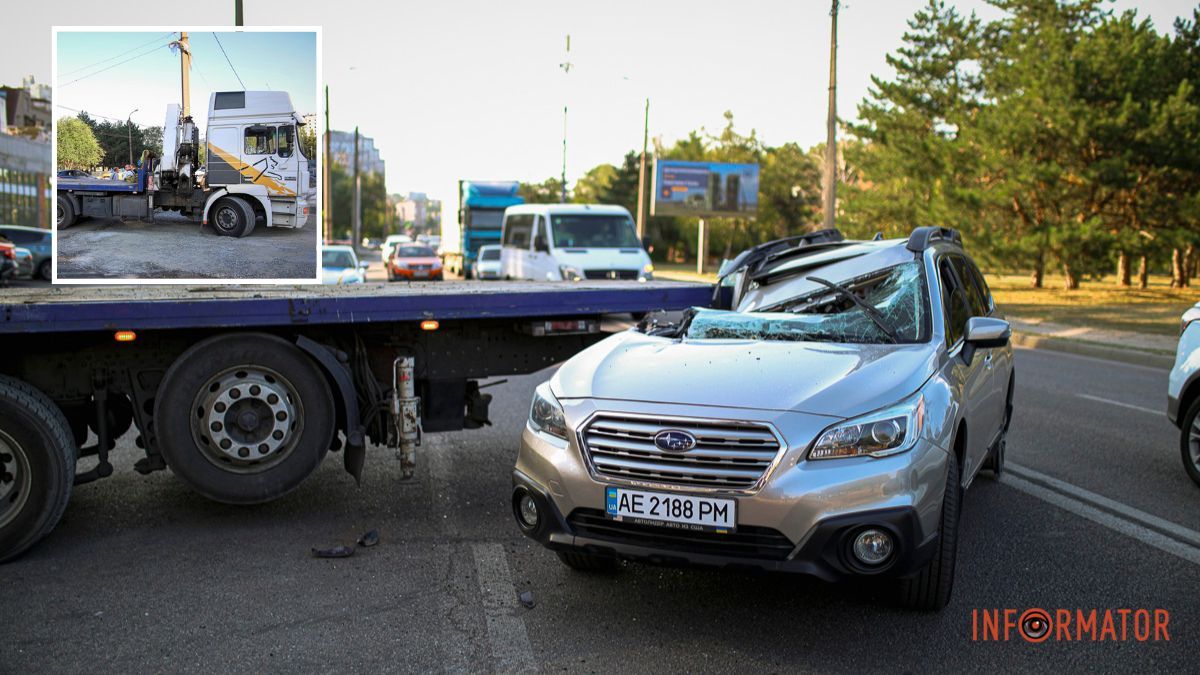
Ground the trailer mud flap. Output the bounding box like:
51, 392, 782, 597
295, 335, 365, 484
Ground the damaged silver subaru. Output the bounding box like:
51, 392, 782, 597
511, 227, 1014, 610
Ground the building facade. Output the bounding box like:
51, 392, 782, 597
329, 129, 385, 176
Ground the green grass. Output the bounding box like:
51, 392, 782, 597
657, 262, 1199, 337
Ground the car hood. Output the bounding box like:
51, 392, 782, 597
551, 330, 938, 418
553, 247, 648, 269
393, 256, 441, 265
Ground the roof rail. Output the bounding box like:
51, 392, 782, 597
717, 228, 846, 281
906, 226, 962, 252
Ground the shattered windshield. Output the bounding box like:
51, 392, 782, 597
685, 262, 929, 344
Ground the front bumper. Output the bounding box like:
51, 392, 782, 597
513, 406, 949, 582
390, 266, 443, 280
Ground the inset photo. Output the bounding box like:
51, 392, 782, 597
52, 27, 320, 282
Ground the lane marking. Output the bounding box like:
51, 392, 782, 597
1003, 463, 1200, 566
472, 543, 537, 673
1014, 344, 1169, 373
1076, 393, 1163, 417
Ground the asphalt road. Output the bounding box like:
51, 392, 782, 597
1, 347, 1198, 672
56, 210, 318, 281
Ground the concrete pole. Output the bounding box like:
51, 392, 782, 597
822, 1, 839, 230
179, 33, 191, 119
353, 126, 361, 247
636, 98, 649, 239
697, 218, 706, 275
323, 86, 332, 243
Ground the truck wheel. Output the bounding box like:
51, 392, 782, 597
154, 333, 334, 504
556, 550, 620, 573
55, 195, 77, 229
0, 374, 76, 564
897, 452, 960, 611
210, 196, 256, 238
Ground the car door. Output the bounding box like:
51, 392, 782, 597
937, 256, 993, 480
531, 215, 554, 280
959, 257, 1010, 439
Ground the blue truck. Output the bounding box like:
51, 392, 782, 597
0, 280, 711, 562
441, 180, 523, 278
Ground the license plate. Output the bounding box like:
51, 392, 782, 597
605, 487, 736, 532
412, 270, 428, 278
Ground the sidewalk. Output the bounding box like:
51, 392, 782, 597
1007, 316, 1176, 369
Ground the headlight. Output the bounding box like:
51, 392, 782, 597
529, 383, 568, 439
808, 394, 925, 460
559, 265, 584, 282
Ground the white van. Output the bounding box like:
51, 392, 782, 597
499, 204, 653, 282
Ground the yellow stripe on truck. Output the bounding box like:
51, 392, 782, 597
208, 143, 297, 197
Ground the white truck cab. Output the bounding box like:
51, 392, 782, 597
500, 204, 652, 282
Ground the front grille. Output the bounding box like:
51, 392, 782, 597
580, 414, 782, 490
568, 509, 794, 561
583, 269, 639, 280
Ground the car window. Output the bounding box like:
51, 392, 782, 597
503, 214, 533, 248
395, 245, 436, 257
277, 125, 295, 158
479, 248, 501, 261
951, 256, 988, 317
535, 216, 548, 249
322, 250, 356, 268
938, 258, 971, 346
962, 258, 994, 314
244, 125, 276, 155
0, 229, 38, 244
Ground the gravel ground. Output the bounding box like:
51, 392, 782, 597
55, 211, 318, 281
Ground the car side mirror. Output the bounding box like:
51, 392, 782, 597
962, 316, 1011, 365
534, 235, 549, 253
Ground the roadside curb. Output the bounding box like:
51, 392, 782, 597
1011, 331, 1174, 370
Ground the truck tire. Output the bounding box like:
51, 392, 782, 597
0, 374, 76, 564
896, 452, 960, 611
56, 195, 77, 229
210, 196, 257, 238
154, 333, 334, 504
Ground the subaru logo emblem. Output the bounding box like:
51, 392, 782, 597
654, 429, 696, 453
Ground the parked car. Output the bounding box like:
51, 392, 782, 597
0, 237, 16, 286
473, 244, 502, 280
381, 233, 414, 263
0, 225, 52, 280
512, 227, 1014, 611
387, 243, 443, 281
56, 169, 90, 178
13, 247, 34, 278
321, 245, 367, 285
1167, 302, 1200, 487
500, 204, 653, 282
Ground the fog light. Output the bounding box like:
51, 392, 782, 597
852, 528, 893, 566
518, 493, 540, 529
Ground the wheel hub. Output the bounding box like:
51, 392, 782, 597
192, 368, 301, 471
0, 429, 32, 529
215, 206, 237, 231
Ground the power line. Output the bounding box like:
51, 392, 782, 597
56, 104, 123, 122
59, 40, 173, 87
59, 31, 175, 77
211, 32, 246, 90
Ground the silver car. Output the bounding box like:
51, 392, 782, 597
1167, 303, 1200, 487
512, 227, 1014, 611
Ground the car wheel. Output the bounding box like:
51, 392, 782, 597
37, 259, 52, 281
210, 196, 256, 238
55, 195, 77, 229
1179, 397, 1200, 488
897, 452, 960, 611
556, 550, 620, 573
153, 333, 334, 504
0, 374, 76, 564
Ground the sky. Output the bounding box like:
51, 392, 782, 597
54, 30, 317, 138
2, 0, 1196, 206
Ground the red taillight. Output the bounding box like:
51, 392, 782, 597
1, 248, 14, 260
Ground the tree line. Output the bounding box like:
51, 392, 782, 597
528, 1, 1200, 289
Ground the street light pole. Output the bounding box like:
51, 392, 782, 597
636, 97, 649, 239
822, 1, 840, 230
559, 35, 572, 203
126, 108, 138, 165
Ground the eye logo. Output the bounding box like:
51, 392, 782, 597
1019, 608, 1053, 643
654, 430, 697, 453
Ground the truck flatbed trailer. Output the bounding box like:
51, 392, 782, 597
55, 174, 145, 193
0, 279, 714, 562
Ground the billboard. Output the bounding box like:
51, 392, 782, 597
651, 160, 759, 218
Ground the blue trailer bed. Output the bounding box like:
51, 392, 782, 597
57, 167, 148, 193
0, 280, 713, 334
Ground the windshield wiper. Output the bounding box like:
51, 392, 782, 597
805, 276, 900, 343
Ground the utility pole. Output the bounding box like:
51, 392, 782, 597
822, 1, 839, 230
126, 108, 138, 165
234, 0, 243, 26
323, 86, 332, 244
178, 32, 192, 118
559, 35, 572, 203
353, 126, 361, 247
636, 98, 649, 239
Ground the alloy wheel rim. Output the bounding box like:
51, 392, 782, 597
1189, 418, 1200, 469
0, 429, 33, 529
190, 366, 303, 474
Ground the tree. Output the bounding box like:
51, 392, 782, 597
519, 177, 568, 204
299, 124, 317, 161
56, 116, 103, 170
572, 163, 617, 204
